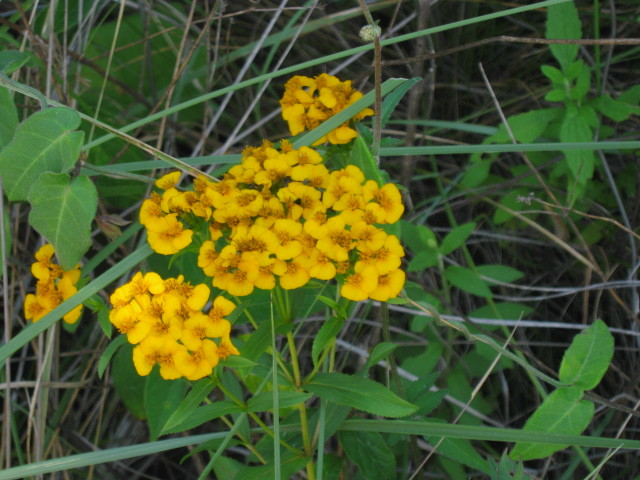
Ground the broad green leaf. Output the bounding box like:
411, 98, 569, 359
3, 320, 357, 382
426, 431, 491, 474
312, 317, 344, 366
0, 86, 18, 148
541, 64, 564, 84
510, 387, 594, 460
546, 1, 582, 71
247, 391, 310, 412
476, 265, 524, 284
235, 453, 309, 480
212, 456, 245, 480
444, 266, 492, 299
339, 431, 396, 480
162, 400, 242, 435
559, 319, 614, 390
490, 109, 560, 144
306, 372, 417, 418
144, 370, 188, 441
380, 77, 421, 129
591, 94, 634, 122
28, 173, 98, 270
470, 302, 532, 321
461, 159, 491, 189
0, 107, 83, 201
97, 335, 126, 379
0, 50, 30, 74
408, 249, 439, 271
161, 379, 218, 435
0, 208, 12, 279
401, 220, 438, 253
111, 343, 147, 419
440, 222, 476, 256
559, 108, 594, 191
363, 341, 397, 372
406, 373, 445, 416
350, 135, 385, 186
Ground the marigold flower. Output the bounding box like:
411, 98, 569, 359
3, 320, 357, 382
280, 74, 374, 145
146, 214, 193, 255
341, 266, 379, 301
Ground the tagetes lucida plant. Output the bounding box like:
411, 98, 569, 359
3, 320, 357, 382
24, 244, 83, 325
107, 74, 405, 382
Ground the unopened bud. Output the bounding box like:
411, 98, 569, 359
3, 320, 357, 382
359, 24, 381, 42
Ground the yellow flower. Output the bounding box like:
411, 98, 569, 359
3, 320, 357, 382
217, 335, 240, 360
271, 219, 303, 260
351, 222, 387, 251
110, 301, 152, 344
133, 337, 185, 379
280, 74, 374, 144
140, 193, 164, 226
31, 244, 63, 281
24, 294, 47, 322
369, 269, 405, 301
315, 217, 353, 262
155, 171, 181, 190
198, 241, 219, 277
146, 213, 193, 255
208, 296, 236, 320
273, 258, 310, 290
174, 339, 219, 380
341, 266, 378, 301
181, 313, 231, 351
363, 181, 404, 224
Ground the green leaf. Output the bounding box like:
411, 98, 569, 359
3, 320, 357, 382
362, 341, 398, 372
591, 94, 634, 122
235, 453, 309, 480
0, 208, 12, 279
546, 1, 582, 71
559, 319, 614, 390
28, 173, 98, 270
161, 379, 218, 435
380, 77, 421, 129
401, 220, 438, 253
312, 317, 344, 366
439, 222, 476, 256
111, 343, 147, 419
0, 50, 30, 74
305, 372, 417, 418
339, 431, 396, 480
444, 266, 492, 299
559, 108, 594, 190
476, 265, 524, 284
541, 64, 564, 84
0, 107, 83, 201
350, 135, 385, 186
162, 400, 242, 435
461, 159, 491, 189
0, 86, 18, 148
408, 250, 439, 271
144, 371, 188, 441
247, 391, 310, 412
97, 335, 126, 379
510, 387, 594, 460
490, 109, 560, 144
426, 432, 491, 474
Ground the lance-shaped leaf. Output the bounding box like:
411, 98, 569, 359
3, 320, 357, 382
559, 319, 614, 390
0, 107, 83, 201
306, 372, 417, 418
28, 172, 98, 269
510, 387, 594, 461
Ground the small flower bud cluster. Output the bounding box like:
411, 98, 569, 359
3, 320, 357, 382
24, 244, 82, 324
109, 272, 239, 381
280, 73, 374, 145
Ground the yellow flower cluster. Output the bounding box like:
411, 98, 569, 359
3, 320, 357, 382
24, 244, 82, 324
280, 73, 374, 145
109, 272, 239, 380
140, 139, 406, 302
